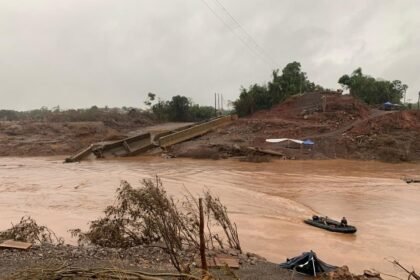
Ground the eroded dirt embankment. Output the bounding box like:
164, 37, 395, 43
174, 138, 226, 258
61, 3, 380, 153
0, 120, 193, 157
169, 93, 420, 162
0, 121, 128, 156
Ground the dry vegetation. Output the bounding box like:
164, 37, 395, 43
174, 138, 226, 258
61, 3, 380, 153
70, 176, 241, 274
0, 216, 63, 245
1, 177, 245, 279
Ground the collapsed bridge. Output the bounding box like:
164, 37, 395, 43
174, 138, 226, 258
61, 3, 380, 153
65, 115, 236, 162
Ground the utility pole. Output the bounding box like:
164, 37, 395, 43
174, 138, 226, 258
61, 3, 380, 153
321, 95, 327, 112
216, 93, 219, 117
418, 91, 420, 110
217, 93, 220, 116
214, 93, 217, 116
221, 94, 224, 114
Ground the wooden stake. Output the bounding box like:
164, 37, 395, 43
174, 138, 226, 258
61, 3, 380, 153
199, 198, 208, 274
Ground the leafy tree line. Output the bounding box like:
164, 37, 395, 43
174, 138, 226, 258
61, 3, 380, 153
1, 66, 408, 123
0, 94, 216, 123
338, 68, 408, 105
0, 106, 152, 122
233, 62, 324, 117
233, 62, 409, 117
145, 93, 215, 122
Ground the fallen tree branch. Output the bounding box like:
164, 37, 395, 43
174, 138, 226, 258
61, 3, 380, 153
10, 265, 202, 280
385, 258, 420, 280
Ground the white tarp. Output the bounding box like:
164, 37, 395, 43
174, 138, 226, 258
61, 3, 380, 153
266, 138, 303, 144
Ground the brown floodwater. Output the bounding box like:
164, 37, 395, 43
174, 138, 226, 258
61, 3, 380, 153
0, 157, 419, 275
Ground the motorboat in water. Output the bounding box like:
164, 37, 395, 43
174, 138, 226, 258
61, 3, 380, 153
304, 216, 357, 234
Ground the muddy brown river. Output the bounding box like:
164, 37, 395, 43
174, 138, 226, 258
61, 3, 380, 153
1, 157, 419, 275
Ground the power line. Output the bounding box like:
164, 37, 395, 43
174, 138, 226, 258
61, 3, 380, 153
199, 0, 275, 68
200, 0, 266, 64
212, 0, 278, 65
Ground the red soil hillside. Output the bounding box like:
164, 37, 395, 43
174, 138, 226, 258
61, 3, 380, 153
338, 111, 420, 162
251, 92, 370, 121
171, 92, 420, 162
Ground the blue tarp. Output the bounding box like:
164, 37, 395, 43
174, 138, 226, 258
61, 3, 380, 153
303, 139, 314, 145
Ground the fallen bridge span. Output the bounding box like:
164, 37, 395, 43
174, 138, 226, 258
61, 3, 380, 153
65, 115, 236, 162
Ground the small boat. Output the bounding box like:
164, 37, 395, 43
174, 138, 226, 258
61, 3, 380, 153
403, 177, 420, 184
304, 216, 357, 234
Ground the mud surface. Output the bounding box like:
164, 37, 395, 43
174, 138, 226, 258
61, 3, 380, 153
0, 121, 190, 157
0, 157, 419, 276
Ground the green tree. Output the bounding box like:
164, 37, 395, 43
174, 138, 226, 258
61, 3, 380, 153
168, 95, 191, 121
150, 95, 215, 122
233, 61, 322, 117
233, 88, 255, 117
279, 62, 309, 95
152, 98, 169, 121
144, 92, 156, 107
188, 105, 214, 121
338, 68, 407, 104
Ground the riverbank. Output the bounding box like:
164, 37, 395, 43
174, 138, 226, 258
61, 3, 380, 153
1, 243, 290, 279
1, 242, 387, 280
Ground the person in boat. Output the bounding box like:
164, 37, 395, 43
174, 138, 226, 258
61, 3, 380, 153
312, 215, 319, 221
341, 217, 348, 227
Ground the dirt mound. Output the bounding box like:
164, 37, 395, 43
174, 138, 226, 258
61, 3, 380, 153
250, 92, 370, 121
339, 111, 420, 162
229, 92, 373, 144
350, 110, 420, 135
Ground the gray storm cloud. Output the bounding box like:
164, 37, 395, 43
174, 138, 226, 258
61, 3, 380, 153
0, 0, 419, 110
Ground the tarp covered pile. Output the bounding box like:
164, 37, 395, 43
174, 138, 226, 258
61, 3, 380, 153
279, 251, 337, 276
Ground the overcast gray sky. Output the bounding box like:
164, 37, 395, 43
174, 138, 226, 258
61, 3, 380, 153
0, 0, 419, 110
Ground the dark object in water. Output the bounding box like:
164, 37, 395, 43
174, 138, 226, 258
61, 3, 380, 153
403, 177, 420, 184
304, 216, 357, 234
279, 251, 337, 276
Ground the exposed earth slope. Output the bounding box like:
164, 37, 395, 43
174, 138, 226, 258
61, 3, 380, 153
170, 92, 420, 162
